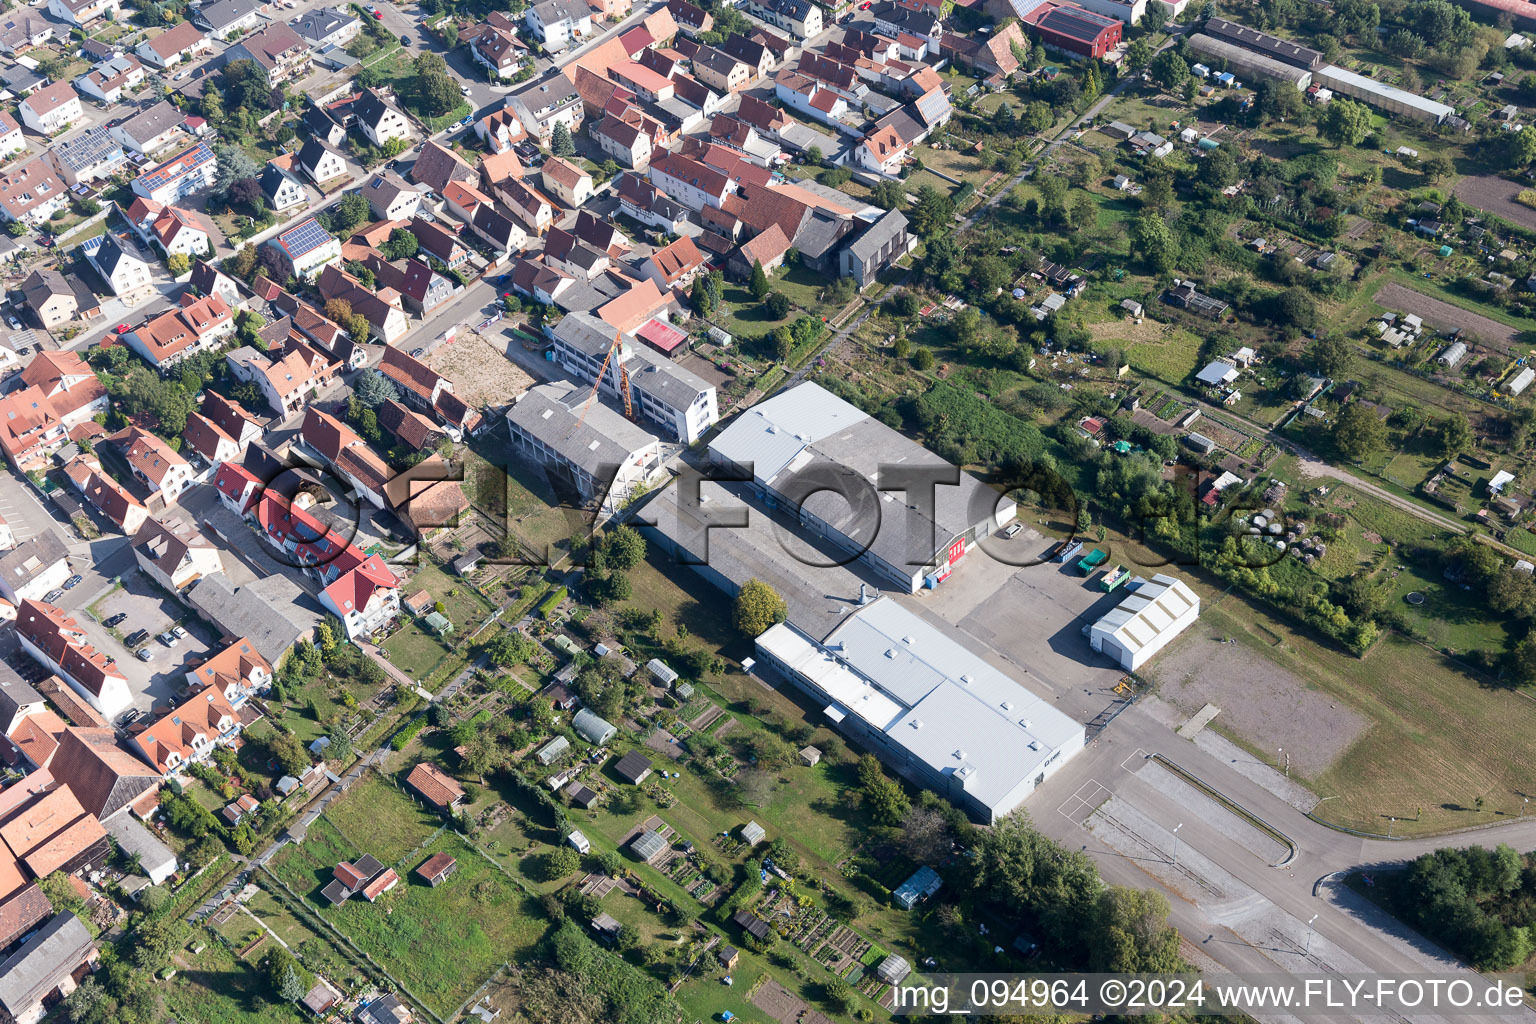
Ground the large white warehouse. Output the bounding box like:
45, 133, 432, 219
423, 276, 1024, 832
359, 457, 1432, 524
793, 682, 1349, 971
1090, 574, 1200, 671
755, 598, 1085, 823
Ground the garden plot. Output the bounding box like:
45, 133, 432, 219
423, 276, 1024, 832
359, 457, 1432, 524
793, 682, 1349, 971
1373, 282, 1523, 353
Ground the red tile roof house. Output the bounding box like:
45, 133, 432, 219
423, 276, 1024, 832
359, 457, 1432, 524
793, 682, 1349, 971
221, 792, 259, 825
108, 425, 196, 508
130, 683, 240, 773
298, 406, 394, 510
361, 867, 400, 901
184, 636, 272, 707
406, 762, 465, 811
121, 292, 234, 372
15, 600, 132, 719
63, 454, 149, 535
182, 391, 264, 467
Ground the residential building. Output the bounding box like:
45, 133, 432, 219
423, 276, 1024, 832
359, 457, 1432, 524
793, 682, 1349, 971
465, 12, 527, 77
509, 75, 583, 142
122, 293, 233, 371
648, 151, 734, 211
189, 259, 241, 310
693, 45, 752, 93
110, 426, 196, 504
840, 209, 909, 290
410, 216, 469, 270
64, 454, 149, 534
20, 270, 75, 329
183, 636, 270, 707
258, 158, 307, 212
51, 126, 126, 186
291, 6, 361, 48
592, 110, 654, 170
132, 141, 216, 203
0, 13, 55, 56
0, 354, 106, 469
193, 0, 265, 39
666, 0, 713, 35
47, 0, 119, 25
226, 23, 310, 85
226, 345, 334, 416
130, 683, 240, 773
17, 83, 81, 137
315, 265, 405, 343
550, 312, 718, 443
495, 176, 555, 234
526, 0, 593, 51
131, 200, 213, 258
468, 204, 527, 258
744, 0, 821, 38
136, 19, 209, 68
354, 88, 412, 147
78, 54, 146, 104
616, 172, 689, 232
297, 137, 348, 184
0, 534, 68, 604
80, 234, 153, 302
0, 114, 24, 162
507, 379, 667, 507
639, 235, 704, 290
109, 101, 185, 157
756, 598, 1083, 824
872, 1, 940, 44
474, 105, 528, 153
268, 217, 342, 281
132, 512, 224, 592
540, 156, 593, 207
360, 171, 422, 222
298, 406, 393, 509
16, 600, 131, 718
412, 140, 476, 195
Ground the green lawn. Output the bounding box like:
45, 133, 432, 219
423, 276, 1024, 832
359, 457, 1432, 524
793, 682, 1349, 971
268, 781, 547, 1016
165, 944, 304, 1024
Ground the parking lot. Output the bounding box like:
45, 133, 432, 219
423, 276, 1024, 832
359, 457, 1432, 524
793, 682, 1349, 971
901, 524, 1134, 724
85, 567, 217, 716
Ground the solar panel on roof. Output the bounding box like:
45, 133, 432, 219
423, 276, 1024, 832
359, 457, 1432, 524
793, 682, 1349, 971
282, 218, 330, 256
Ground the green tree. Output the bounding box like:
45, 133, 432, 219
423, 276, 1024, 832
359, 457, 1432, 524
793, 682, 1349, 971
1507, 125, 1536, 170
912, 346, 935, 371
734, 579, 786, 637
550, 121, 575, 157
166, 252, 191, 276
1124, 37, 1153, 69
485, 631, 537, 667
869, 179, 906, 210
908, 184, 954, 236
764, 291, 791, 318
1149, 48, 1188, 91
748, 259, 769, 300
1318, 98, 1372, 147
538, 845, 582, 879
1132, 213, 1178, 275
1331, 403, 1387, 460
213, 143, 260, 192
1309, 334, 1353, 378
1431, 413, 1473, 458
354, 371, 400, 406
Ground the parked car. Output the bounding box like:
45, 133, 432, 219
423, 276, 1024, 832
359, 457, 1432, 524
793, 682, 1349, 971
158, 631, 178, 648
43, 589, 63, 603
1003, 522, 1022, 539
171, 625, 188, 639
62, 574, 82, 589
115, 323, 131, 333
136, 648, 153, 662
103, 612, 127, 628
5, 316, 19, 329
126, 629, 149, 646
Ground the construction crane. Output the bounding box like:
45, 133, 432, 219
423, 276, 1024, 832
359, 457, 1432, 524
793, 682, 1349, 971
576, 329, 633, 426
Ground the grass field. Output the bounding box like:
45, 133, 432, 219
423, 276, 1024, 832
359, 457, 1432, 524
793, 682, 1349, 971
268, 778, 546, 1016
384, 560, 496, 681
166, 944, 304, 1024
1193, 596, 1536, 835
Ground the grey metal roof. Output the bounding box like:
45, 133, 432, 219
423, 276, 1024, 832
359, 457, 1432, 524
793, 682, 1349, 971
291, 5, 358, 42
531, 0, 590, 24
0, 913, 92, 1016
572, 706, 616, 743
195, 0, 263, 30
105, 815, 176, 874
709, 380, 866, 484
761, 598, 1084, 816
508, 380, 659, 479
188, 574, 310, 664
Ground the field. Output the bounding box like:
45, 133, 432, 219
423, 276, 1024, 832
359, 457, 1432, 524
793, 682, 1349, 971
165, 943, 305, 1024
1373, 282, 1525, 352
1154, 589, 1536, 836
1453, 174, 1536, 233
1087, 319, 1203, 384
268, 776, 547, 1016
381, 560, 497, 683
425, 332, 535, 410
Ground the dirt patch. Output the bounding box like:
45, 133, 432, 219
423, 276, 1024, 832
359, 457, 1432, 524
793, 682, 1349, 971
1088, 318, 1172, 345
426, 333, 535, 411
644, 728, 682, 759
1454, 174, 1536, 232
752, 979, 835, 1024
1145, 628, 1370, 778
1372, 281, 1524, 353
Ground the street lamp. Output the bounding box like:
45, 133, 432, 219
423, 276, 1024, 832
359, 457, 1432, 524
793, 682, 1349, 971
1171, 822, 1184, 866
1305, 913, 1319, 955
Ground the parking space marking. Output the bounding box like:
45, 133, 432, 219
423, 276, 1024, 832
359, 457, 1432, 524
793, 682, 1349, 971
1121, 748, 1152, 773
1057, 779, 1111, 826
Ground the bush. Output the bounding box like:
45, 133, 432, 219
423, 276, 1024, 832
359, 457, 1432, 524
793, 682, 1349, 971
537, 586, 568, 618
390, 717, 427, 750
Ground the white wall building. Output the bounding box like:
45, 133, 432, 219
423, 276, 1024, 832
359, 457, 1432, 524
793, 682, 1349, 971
1088, 574, 1200, 671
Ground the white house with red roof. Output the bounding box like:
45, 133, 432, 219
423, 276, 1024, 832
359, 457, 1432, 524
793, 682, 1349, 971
15, 600, 131, 718
130, 683, 240, 773
0, 352, 107, 470
109, 426, 195, 505
122, 292, 234, 371
319, 553, 400, 639
0, 113, 24, 162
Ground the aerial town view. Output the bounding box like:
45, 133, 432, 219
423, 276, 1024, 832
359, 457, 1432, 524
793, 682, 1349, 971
0, 0, 1535, 1018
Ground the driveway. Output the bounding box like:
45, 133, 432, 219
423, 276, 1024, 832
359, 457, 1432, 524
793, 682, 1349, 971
76, 565, 217, 717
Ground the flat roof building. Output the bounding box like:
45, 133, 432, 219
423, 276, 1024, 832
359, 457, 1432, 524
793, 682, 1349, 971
1187, 33, 1312, 89
1312, 64, 1454, 124
1202, 16, 1322, 69
708, 382, 1015, 594
754, 598, 1084, 823
1089, 574, 1200, 671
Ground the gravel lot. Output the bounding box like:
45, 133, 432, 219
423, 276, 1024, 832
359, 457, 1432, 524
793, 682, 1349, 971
1373, 281, 1523, 352
426, 332, 535, 411
1145, 626, 1369, 778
